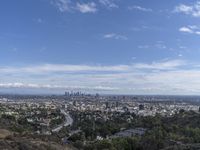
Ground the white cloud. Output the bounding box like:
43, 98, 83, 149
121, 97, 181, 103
0, 64, 130, 74
175, 1, 200, 17
138, 41, 167, 50
128, 5, 152, 12
178, 54, 183, 57
51, 0, 120, 13
188, 25, 199, 30
51, 0, 97, 13
99, 0, 118, 9
103, 33, 128, 40
0, 83, 118, 91
179, 25, 200, 35
179, 27, 193, 33
76, 2, 97, 13
133, 59, 185, 70
0, 60, 186, 75
3, 59, 200, 95
52, 0, 71, 12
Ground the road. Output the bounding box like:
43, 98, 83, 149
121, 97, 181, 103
52, 109, 73, 133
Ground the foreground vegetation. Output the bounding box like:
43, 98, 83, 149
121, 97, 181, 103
1, 109, 200, 149
69, 110, 200, 150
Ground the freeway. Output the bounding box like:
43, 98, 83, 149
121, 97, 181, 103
52, 109, 73, 133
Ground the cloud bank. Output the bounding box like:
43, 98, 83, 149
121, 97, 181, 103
51, 0, 118, 13
175, 1, 200, 17
1, 59, 200, 95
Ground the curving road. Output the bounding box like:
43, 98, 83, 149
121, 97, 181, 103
52, 109, 73, 133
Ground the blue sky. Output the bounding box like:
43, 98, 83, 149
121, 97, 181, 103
1, 0, 200, 95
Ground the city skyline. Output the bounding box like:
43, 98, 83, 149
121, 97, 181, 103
1, 0, 200, 94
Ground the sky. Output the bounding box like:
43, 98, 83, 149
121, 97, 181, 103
1, 0, 200, 95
